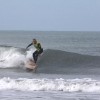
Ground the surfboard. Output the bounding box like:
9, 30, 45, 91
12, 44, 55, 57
25, 59, 37, 72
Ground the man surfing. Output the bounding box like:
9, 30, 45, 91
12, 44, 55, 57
26, 39, 43, 64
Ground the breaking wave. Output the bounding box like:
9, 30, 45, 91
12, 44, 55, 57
0, 45, 35, 68
0, 77, 100, 92
0, 45, 100, 74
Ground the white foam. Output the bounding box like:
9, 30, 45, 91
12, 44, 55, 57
0, 47, 35, 68
25, 48, 36, 59
0, 77, 100, 92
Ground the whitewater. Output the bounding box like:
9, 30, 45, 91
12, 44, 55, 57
0, 31, 100, 100
1, 77, 100, 93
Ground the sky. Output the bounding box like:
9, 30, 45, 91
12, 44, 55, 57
0, 0, 100, 31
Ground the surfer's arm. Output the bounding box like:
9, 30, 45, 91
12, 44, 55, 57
26, 43, 33, 49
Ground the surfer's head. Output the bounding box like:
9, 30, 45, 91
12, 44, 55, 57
32, 39, 37, 44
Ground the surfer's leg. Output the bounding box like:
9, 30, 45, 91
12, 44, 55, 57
33, 51, 38, 63
33, 49, 43, 63
38, 48, 43, 54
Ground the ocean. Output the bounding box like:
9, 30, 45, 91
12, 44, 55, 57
0, 31, 100, 100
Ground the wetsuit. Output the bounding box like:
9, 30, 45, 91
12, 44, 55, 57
26, 43, 43, 63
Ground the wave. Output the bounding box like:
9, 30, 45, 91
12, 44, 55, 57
37, 49, 100, 74
0, 45, 26, 68
0, 77, 100, 92
0, 45, 36, 68
0, 45, 100, 74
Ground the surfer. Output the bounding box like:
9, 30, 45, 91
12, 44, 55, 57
26, 39, 43, 63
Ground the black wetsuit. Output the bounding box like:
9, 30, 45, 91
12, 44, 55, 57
26, 43, 43, 63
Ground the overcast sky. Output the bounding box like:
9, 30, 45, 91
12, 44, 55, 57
0, 0, 100, 31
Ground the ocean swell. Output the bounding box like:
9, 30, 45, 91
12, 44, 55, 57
37, 49, 100, 74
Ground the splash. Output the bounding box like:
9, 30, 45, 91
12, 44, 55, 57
0, 45, 35, 68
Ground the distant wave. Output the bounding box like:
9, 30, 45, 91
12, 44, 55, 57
0, 45, 100, 74
0, 77, 100, 92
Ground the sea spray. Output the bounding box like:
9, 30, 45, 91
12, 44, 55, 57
0, 45, 35, 68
